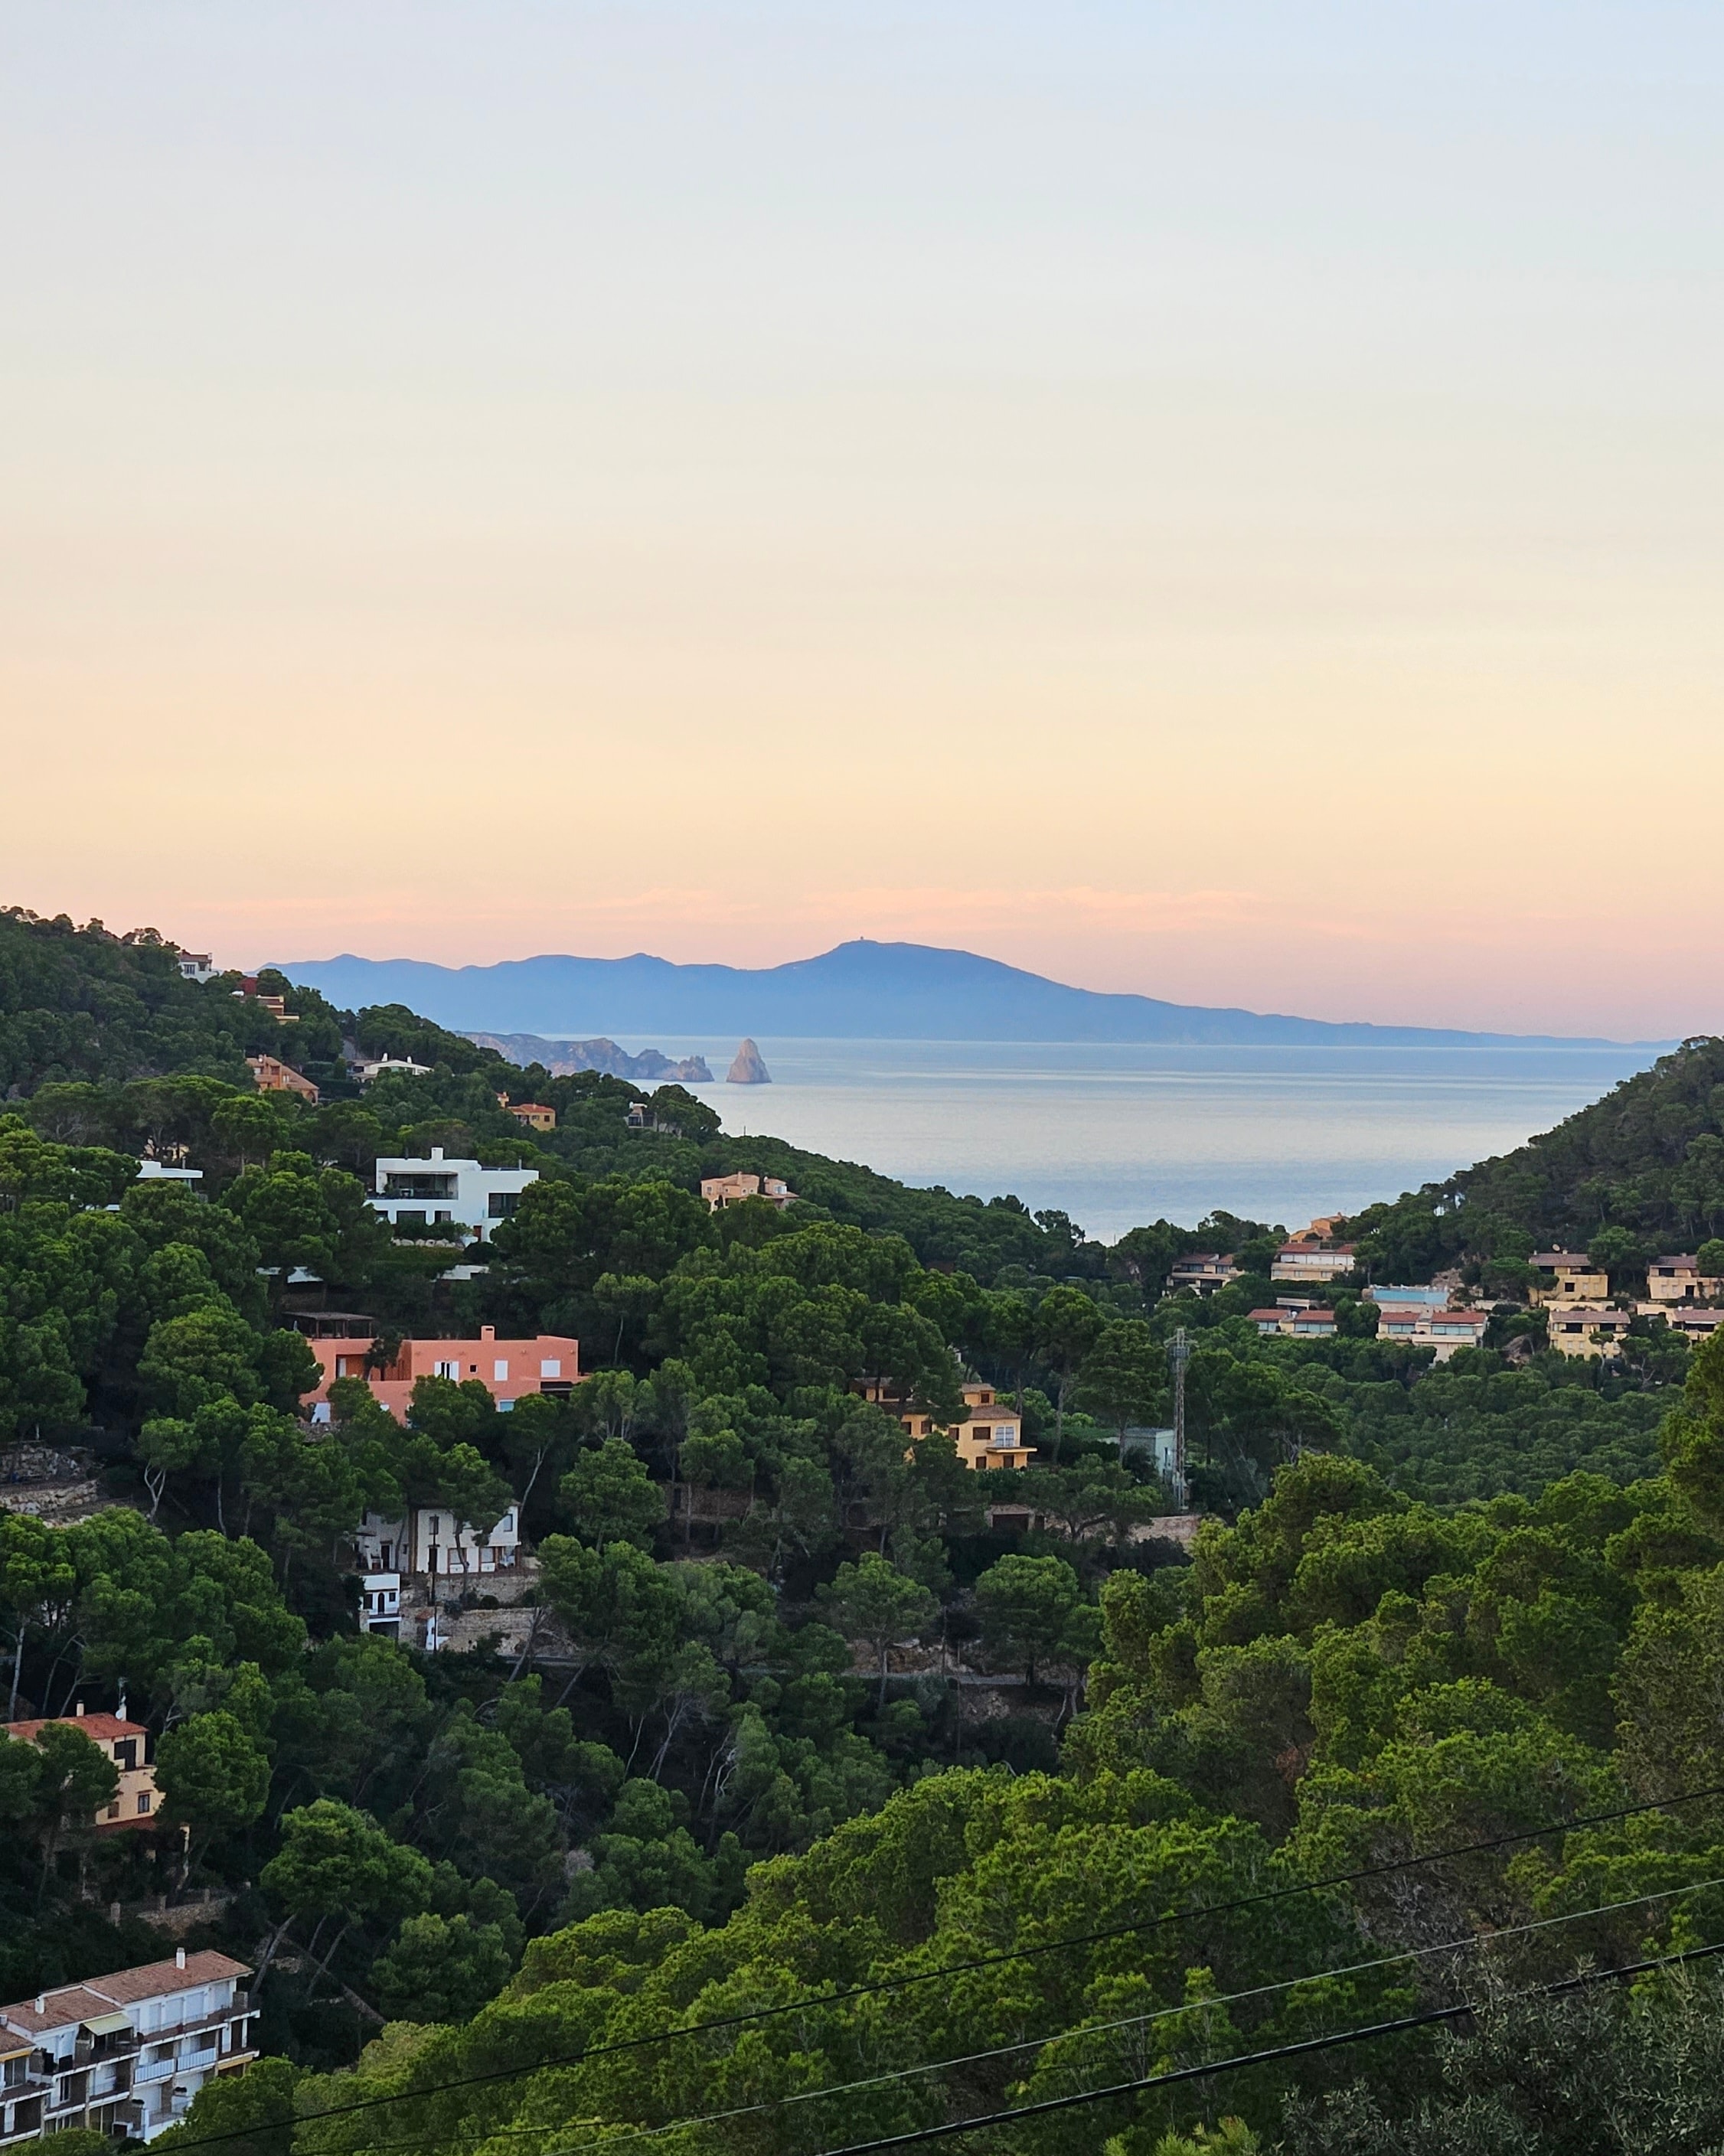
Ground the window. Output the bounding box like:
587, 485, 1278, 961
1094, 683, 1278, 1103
488, 1192, 520, 1219
106, 1799, 121, 1819
434, 1359, 459, 1380
429, 1515, 442, 1538
115, 1739, 137, 1771
137, 1792, 152, 1815
493, 1359, 509, 1381
539, 1358, 562, 1378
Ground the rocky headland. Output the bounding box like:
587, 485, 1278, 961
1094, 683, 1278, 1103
463, 1031, 712, 1082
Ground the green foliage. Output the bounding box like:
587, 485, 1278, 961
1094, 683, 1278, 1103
261, 1798, 433, 1928
1341, 1036, 1724, 1283
974, 1551, 1084, 1681
155, 1710, 271, 1838
559, 1437, 663, 1550
154, 2053, 301, 2156
1284, 1963, 1724, 2153
1079, 1316, 1168, 1436
19, 905, 1724, 2148
818, 1552, 938, 1705
0, 909, 324, 1092
371, 1910, 515, 2024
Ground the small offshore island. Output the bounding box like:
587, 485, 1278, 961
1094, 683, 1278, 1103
0, 908, 1719, 2154
726, 1035, 772, 1083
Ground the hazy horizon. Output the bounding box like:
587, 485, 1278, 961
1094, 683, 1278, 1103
5, 2, 1722, 1039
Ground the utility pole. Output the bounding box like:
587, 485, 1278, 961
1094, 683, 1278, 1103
1168, 1326, 1191, 1512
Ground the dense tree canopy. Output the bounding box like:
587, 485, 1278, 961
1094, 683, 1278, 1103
8, 911, 1724, 2151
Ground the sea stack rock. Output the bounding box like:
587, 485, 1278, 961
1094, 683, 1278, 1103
726, 1038, 771, 1085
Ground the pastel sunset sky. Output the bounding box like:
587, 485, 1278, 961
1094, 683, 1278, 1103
4, 2, 1720, 1039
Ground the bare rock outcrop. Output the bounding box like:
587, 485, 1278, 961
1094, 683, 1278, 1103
726, 1038, 772, 1085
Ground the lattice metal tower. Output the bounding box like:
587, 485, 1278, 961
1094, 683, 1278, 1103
1169, 1325, 1191, 1511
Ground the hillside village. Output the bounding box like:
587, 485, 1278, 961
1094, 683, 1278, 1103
4, 915, 1724, 2149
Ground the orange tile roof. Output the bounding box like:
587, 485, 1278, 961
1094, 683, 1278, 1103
1, 1952, 249, 2034
2, 1714, 149, 1746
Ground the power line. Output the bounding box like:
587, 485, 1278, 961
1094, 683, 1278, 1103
519, 1871, 1724, 2156
810, 1936, 1724, 2155
154, 1778, 1724, 2156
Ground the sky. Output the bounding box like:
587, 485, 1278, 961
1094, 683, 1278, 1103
2, 2, 1721, 1040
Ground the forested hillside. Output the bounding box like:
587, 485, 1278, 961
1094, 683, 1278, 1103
158, 1420, 1724, 2155
1344, 1035, 1724, 1293
3, 908, 1722, 2152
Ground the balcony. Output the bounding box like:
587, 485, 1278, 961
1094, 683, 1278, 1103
380, 1175, 458, 1201
0, 2097, 44, 2144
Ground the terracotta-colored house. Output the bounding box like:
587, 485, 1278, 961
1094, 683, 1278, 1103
246, 1054, 318, 1103
305, 1324, 581, 1420
700, 1172, 798, 1212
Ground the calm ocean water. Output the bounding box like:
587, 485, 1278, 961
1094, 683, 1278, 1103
656, 1039, 1661, 1244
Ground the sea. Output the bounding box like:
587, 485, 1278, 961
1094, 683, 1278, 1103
658, 1039, 1664, 1244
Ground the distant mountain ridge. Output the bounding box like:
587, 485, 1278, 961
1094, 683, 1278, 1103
273, 938, 1647, 1049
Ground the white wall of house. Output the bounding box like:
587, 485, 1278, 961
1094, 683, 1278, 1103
367, 1147, 540, 1242
354, 1505, 521, 1580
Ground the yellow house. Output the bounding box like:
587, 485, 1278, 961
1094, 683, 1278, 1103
855, 1379, 1034, 1472
1, 1707, 160, 1828
1645, 1255, 1724, 1304
1545, 1306, 1634, 1359
1530, 1252, 1610, 1306
1270, 1220, 1357, 1284
504, 1101, 557, 1133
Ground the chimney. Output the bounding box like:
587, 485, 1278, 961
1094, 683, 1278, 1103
75, 1700, 86, 1717
34, 1996, 44, 2014
175, 1948, 186, 1970
117, 1689, 127, 1723
431, 1145, 444, 1160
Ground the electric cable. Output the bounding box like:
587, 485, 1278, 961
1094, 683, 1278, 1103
152, 1777, 1724, 2156
808, 1934, 1724, 2156
516, 1871, 1724, 2156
